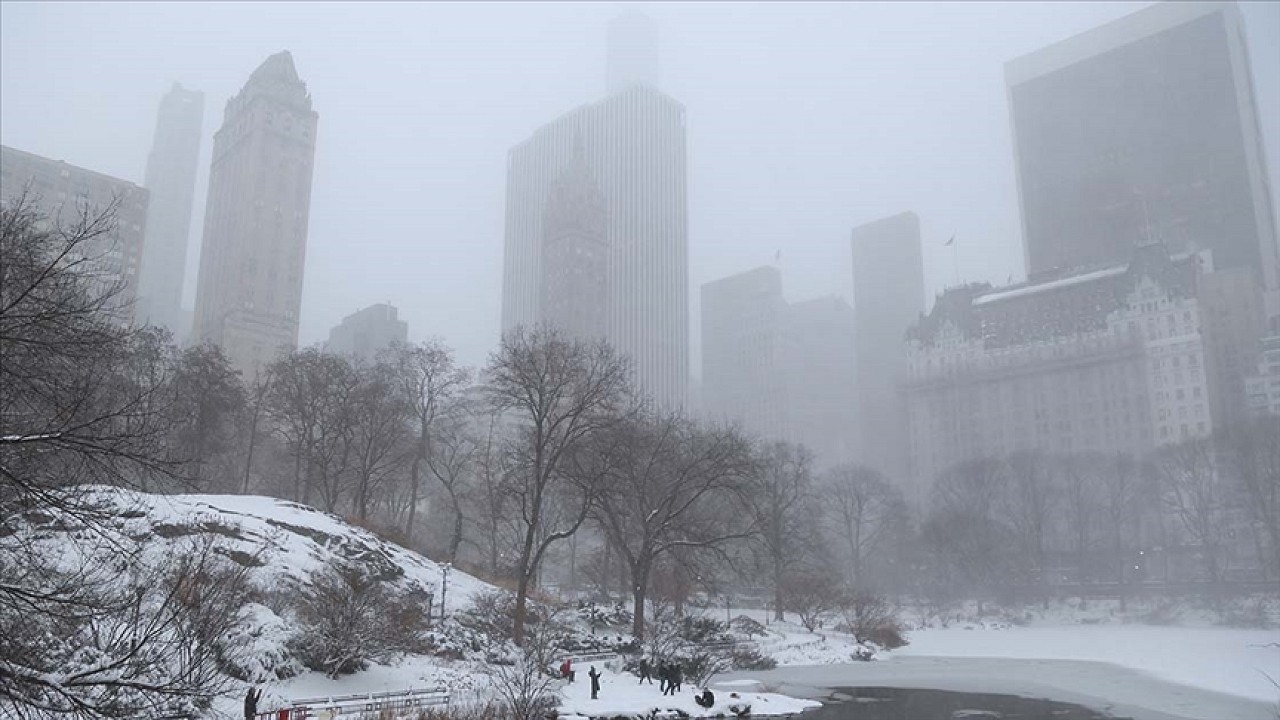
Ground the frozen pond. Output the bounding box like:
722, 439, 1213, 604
800, 686, 1116, 719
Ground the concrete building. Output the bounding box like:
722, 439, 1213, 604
851, 212, 925, 485
192, 51, 318, 378
0, 144, 149, 325
326, 303, 408, 363
701, 267, 791, 443
1245, 335, 1280, 417
137, 83, 204, 338
539, 139, 610, 344
903, 244, 1218, 503
1006, 1, 1279, 323
502, 83, 687, 409
701, 266, 858, 469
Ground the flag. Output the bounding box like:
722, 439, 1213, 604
775, 250, 781, 262
944, 235, 955, 247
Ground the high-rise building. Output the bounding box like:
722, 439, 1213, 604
0, 144, 149, 325
539, 139, 610, 343
782, 295, 859, 469
502, 85, 688, 409
851, 212, 925, 486
1006, 1, 1278, 320
701, 267, 790, 442
701, 267, 858, 469
192, 51, 318, 378
326, 303, 408, 363
606, 11, 660, 94
137, 83, 204, 337
903, 245, 1218, 501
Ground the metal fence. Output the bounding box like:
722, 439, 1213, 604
256, 686, 450, 719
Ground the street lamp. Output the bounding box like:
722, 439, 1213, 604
440, 562, 451, 622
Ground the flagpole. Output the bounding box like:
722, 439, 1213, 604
951, 235, 959, 287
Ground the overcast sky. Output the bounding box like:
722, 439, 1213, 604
2, 1, 1278, 374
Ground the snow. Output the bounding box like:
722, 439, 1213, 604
897, 625, 1280, 704
555, 667, 820, 719
973, 264, 1127, 305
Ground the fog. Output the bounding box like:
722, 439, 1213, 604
3, 1, 1276, 370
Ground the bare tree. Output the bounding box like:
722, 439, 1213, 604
1004, 450, 1056, 597
750, 441, 820, 621
1155, 437, 1229, 584
168, 343, 245, 491
483, 326, 632, 645
925, 457, 1015, 613
1219, 417, 1280, 580
348, 362, 411, 522
386, 340, 469, 543
424, 407, 480, 563
589, 413, 756, 640
823, 463, 904, 588
1100, 453, 1145, 607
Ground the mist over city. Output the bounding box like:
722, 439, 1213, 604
1, 2, 1279, 720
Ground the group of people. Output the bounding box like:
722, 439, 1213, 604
635, 658, 683, 696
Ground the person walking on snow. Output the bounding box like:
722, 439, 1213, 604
659, 663, 670, 694
588, 665, 602, 700
243, 686, 263, 720
638, 657, 653, 684
671, 663, 683, 694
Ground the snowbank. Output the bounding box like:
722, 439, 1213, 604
555, 667, 820, 719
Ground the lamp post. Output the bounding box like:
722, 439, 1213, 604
440, 562, 451, 622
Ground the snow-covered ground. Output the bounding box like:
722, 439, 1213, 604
556, 667, 820, 719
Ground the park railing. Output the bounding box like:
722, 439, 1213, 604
256, 686, 450, 719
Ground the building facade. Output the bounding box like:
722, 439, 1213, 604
903, 245, 1217, 501
851, 211, 925, 485
502, 83, 688, 409
701, 267, 858, 469
137, 83, 204, 338
326, 303, 408, 363
1006, 1, 1278, 321
539, 140, 610, 343
192, 51, 318, 378
1, 144, 149, 324
1245, 335, 1280, 417
701, 267, 791, 443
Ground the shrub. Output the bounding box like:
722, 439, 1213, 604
729, 646, 776, 671
836, 591, 908, 650
730, 615, 767, 638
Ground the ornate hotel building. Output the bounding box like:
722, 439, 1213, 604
192, 51, 318, 377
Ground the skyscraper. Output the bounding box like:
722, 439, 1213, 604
502, 26, 688, 409
701, 267, 858, 469
326, 303, 408, 363
192, 51, 318, 377
1006, 1, 1278, 318
137, 83, 204, 338
851, 211, 925, 486
539, 139, 610, 343
701, 267, 790, 442
0, 145, 149, 325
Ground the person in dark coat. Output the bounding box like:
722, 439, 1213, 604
695, 689, 716, 708
588, 665, 602, 700
638, 657, 653, 684
658, 662, 668, 693
671, 663, 683, 693
243, 686, 263, 720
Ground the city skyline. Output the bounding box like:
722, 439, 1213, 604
1, 2, 1278, 372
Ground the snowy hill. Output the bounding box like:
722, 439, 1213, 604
27, 486, 493, 611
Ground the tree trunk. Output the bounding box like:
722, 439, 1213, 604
449, 502, 464, 564
407, 426, 426, 542
631, 562, 650, 641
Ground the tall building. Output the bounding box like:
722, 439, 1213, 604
192, 51, 318, 377
701, 267, 790, 442
539, 139, 610, 343
606, 11, 660, 94
783, 295, 859, 469
701, 267, 858, 469
0, 144, 149, 324
851, 211, 925, 485
502, 86, 688, 409
137, 83, 204, 337
326, 303, 408, 363
903, 245, 1218, 502
1245, 335, 1280, 417
1006, 1, 1278, 320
